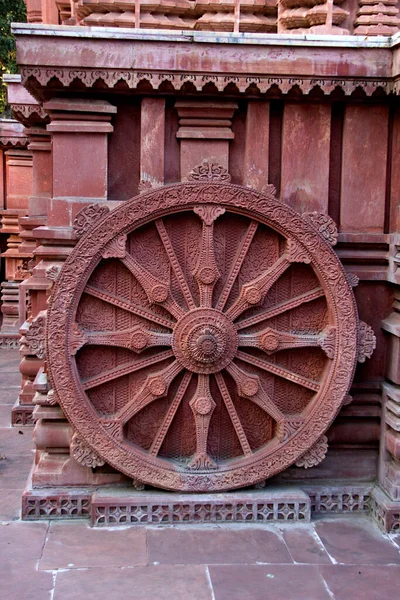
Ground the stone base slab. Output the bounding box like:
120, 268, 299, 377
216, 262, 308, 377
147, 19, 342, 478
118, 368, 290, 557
21, 481, 400, 531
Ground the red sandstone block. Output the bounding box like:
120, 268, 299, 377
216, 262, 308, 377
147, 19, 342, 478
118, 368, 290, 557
39, 521, 147, 569
53, 565, 213, 600
209, 564, 332, 600
281, 103, 330, 214
147, 526, 293, 565
315, 518, 400, 564
319, 565, 400, 600
280, 526, 331, 564
340, 105, 388, 233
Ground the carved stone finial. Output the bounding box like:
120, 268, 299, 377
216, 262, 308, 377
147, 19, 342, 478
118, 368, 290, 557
25, 311, 47, 360
47, 389, 58, 406
261, 183, 277, 197
303, 212, 338, 246
73, 204, 110, 238
188, 161, 231, 183
71, 432, 105, 468
358, 321, 376, 363
295, 435, 328, 468
46, 265, 62, 283
138, 180, 162, 194
346, 273, 360, 288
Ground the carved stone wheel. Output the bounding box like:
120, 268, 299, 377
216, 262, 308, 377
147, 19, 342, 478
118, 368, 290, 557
46, 182, 359, 492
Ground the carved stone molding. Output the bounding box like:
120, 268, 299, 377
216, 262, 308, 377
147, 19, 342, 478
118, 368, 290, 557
20, 67, 393, 98
73, 204, 110, 238
295, 435, 328, 468
46, 182, 361, 492
70, 432, 106, 468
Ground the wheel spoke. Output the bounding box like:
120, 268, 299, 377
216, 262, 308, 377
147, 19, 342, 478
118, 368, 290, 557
215, 372, 252, 457
238, 325, 336, 359
193, 205, 225, 307
215, 221, 258, 312
101, 233, 183, 320
236, 350, 320, 392
76, 325, 171, 354
236, 287, 324, 331
82, 349, 174, 391
226, 362, 285, 423
150, 371, 193, 457
100, 360, 183, 441
84, 285, 175, 330
226, 239, 311, 322
122, 253, 184, 320
226, 362, 304, 443
156, 219, 197, 311
188, 374, 217, 470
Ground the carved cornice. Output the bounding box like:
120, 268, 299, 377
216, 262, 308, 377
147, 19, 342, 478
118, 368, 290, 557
11, 103, 49, 127
19, 67, 394, 97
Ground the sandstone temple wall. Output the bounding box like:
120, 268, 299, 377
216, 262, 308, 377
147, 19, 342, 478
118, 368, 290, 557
1, 11, 400, 528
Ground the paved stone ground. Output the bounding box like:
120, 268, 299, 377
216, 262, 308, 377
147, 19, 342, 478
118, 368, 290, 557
1, 349, 400, 599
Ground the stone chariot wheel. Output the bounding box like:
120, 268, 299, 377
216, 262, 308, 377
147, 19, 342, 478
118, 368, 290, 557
46, 182, 359, 492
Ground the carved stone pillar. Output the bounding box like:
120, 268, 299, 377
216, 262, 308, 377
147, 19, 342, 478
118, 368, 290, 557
44, 98, 116, 227
4, 76, 52, 424
23, 97, 125, 494
175, 100, 238, 180
0, 144, 32, 346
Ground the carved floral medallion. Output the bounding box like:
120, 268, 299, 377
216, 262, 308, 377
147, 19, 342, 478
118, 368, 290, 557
46, 182, 360, 492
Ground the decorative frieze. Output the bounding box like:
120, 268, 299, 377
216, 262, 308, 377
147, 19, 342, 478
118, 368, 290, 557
20, 67, 393, 98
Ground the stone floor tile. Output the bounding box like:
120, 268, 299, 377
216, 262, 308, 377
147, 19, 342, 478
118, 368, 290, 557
0, 522, 48, 564
0, 403, 12, 427
0, 386, 21, 404
0, 559, 53, 600
0, 488, 22, 520
0, 427, 34, 454
320, 565, 400, 600
53, 565, 213, 600
209, 564, 332, 600
315, 518, 400, 564
147, 526, 293, 565
39, 522, 148, 569
280, 525, 331, 564
0, 453, 33, 488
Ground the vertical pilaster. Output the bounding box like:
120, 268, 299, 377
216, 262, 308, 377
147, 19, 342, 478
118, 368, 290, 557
175, 100, 238, 180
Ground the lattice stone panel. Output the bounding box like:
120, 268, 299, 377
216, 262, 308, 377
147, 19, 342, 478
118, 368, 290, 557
90, 489, 311, 526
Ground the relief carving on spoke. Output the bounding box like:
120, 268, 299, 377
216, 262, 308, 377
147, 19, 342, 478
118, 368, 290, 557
46, 182, 372, 492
